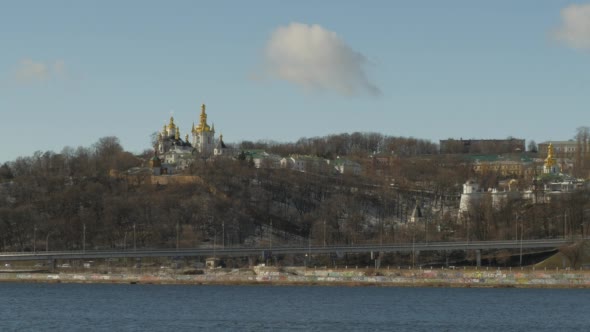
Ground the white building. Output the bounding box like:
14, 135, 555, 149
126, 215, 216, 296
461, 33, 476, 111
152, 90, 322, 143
458, 145, 587, 218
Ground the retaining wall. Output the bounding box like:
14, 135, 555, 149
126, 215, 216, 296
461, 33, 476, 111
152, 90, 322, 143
2, 268, 589, 287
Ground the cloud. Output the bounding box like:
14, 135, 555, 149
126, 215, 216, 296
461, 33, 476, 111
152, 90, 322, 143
53, 60, 66, 77
15, 59, 49, 82
14, 59, 67, 83
553, 4, 590, 50
264, 23, 380, 96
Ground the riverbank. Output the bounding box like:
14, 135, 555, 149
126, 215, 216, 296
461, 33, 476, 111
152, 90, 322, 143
2, 266, 590, 288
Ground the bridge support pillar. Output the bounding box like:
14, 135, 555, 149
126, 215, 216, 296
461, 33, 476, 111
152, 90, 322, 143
475, 250, 481, 267
374, 258, 381, 269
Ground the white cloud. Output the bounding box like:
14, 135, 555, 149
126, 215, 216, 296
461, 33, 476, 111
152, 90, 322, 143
264, 23, 380, 96
53, 59, 66, 77
15, 59, 49, 82
553, 4, 590, 49
14, 59, 67, 82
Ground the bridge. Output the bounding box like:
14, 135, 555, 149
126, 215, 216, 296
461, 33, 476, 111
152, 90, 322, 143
0, 239, 573, 262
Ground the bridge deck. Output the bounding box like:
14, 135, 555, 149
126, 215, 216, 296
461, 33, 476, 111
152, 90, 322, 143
0, 239, 573, 261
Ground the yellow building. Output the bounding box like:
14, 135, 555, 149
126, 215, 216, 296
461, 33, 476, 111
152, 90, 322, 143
470, 154, 534, 178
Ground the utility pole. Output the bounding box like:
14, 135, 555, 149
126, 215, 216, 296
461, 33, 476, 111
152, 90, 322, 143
412, 226, 416, 268
176, 221, 180, 249
83, 223, 86, 253
563, 211, 567, 240
133, 223, 136, 251
323, 220, 326, 247
268, 220, 273, 266
46, 232, 52, 252
519, 219, 524, 266
307, 228, 311, 267
380, 217, 383, 247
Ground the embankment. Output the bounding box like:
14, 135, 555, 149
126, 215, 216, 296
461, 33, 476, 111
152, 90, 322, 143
2, 266, 590, 288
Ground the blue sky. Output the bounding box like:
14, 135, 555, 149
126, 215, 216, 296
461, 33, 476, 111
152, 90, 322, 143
2, 0, 590, 163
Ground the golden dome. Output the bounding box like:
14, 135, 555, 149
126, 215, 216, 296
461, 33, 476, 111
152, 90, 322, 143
545, 143, 556, 168
195, 103, 211, 133
167, 116, 176, 131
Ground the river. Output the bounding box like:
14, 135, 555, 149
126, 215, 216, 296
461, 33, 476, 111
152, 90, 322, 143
1, 283, 588, 331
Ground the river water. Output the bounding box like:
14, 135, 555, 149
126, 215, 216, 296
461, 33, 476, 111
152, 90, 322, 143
1, 283, 589, 331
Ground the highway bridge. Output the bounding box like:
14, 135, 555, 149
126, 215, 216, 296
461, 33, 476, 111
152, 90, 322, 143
0, 239, 573, 262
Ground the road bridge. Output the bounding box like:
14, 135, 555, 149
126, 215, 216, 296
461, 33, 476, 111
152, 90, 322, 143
0, 239, 573, 262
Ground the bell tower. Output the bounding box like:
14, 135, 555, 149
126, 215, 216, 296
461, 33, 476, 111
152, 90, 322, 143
191, 103, 215, 155
544, 143, 559, 174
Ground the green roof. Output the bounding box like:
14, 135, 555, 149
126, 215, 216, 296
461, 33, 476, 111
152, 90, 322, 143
464, 153, 534, 163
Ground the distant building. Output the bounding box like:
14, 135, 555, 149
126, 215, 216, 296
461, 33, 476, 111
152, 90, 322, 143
543, 143, 559, 175
157, 116, 193, 157
330, 158, 362, 175
213, 134, 235, 157
468, 154, 535, 178
191, 104, 216, 156
242, 150, 281, 169
538, 141, 577, 158
440, 138, 525, 154
409, 201, 423, 223
459, 146, 586, 218
153, 103, 229, 173
279, 155, 325, 173
157, 103, 226, 160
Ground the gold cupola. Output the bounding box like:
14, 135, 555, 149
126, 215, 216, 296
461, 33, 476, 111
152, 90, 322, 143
544, 143, 556, 169
166, 116, 176, 137
194, 103, 212, 133
167, 116, 176, 131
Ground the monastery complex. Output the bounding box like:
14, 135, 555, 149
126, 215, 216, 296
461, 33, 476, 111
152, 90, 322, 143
140, 103, 361, 177
459, 143, 587, 218
148, 104, 233, 175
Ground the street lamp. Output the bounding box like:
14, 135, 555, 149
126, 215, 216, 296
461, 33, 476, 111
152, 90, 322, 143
33, 225, 37, 253
46, 231, 54, 252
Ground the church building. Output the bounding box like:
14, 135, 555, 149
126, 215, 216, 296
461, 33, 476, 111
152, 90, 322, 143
153, 103, 229, 173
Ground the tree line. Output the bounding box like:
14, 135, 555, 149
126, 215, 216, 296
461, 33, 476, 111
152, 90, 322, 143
0, 130, 588, 256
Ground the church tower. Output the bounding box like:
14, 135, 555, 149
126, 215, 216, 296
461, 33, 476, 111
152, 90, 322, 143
543, 143, 559, 174
191, 104, 215, 156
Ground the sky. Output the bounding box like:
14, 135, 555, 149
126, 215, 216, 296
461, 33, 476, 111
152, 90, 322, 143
2, 0, 590, 163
